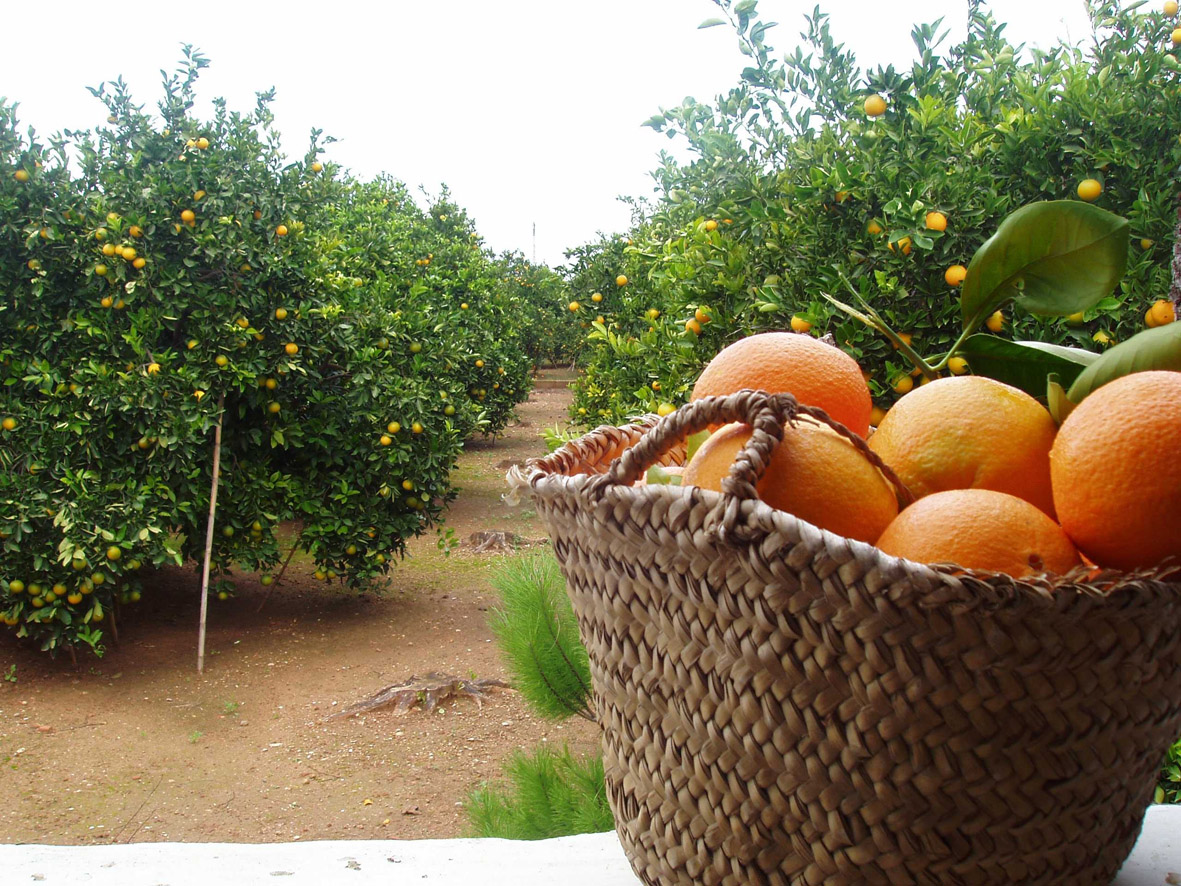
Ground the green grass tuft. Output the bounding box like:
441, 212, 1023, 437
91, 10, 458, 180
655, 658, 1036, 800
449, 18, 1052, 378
465, 745, 613, 839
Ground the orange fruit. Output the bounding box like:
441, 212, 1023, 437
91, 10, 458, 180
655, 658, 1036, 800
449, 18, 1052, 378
691, 332, 871, 436
1050, 370, 1181, 571
944, 264, 967, 287
924, 211, 947, 231
876, 489, 1080, 577
683, 419, 898, 543
863, 94, 887, 117
1077, 178, 1103, 202
789, 315, 812, 333
1146, 299, 1176, 328
867, 376, 1058, 516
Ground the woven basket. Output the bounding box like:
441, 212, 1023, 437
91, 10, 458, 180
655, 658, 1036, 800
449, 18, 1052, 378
508, 390, 1181, 886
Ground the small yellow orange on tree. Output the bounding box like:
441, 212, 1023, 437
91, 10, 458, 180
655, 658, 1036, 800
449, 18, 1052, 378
102, 243, 116, 257
1173, 26, 1181, 44
887, 236, 912, 255
616, 275, 628, 287
129, 225, 143, 238
1, 417, 16, 431
1141, 238, 1155, 251
275, 224, 289, 237
1092, 330, 1112, 345
694, 307, 711, 324
267, 401, 281, 414
685, 318, 703, 335
387, 421, 401, 434
568, 301, 580, 312
867, 219, 883, 235
379, 434, 392, 446
944, 264, 967, 287
285, 342, 299, 356
863, 94, 887, 117
704, 219, 718, 232
274, 307, 288, 320
924, 211, 947, 232
867, 375, 1058, 516
591, 292, 602, 303
106, 546, 122, 562
311, 161, 323, 173
181, 209, 196, 226
892, 375, 914, 395
683, 419, 899, 544
1050, 370, 1181, 570
1146, 299, 1176, 328
95, 264, 108, 276
411, 421, 424, 434
147, 363, 161, 374
947, 356, 969, 375
1167, 0, 1179, 15
876, 489, 1079, 577
133, 257, 146, 269
790, 315, 812, 334
1077, 178, 1103, 201
690, 331, 872, 436
986, 310, 1004, 332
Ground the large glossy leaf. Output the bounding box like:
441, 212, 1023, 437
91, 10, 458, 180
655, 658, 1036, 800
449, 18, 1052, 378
956, 334, 1099, 397
960, 201, 1129, 331
1066, 321, 1181, 403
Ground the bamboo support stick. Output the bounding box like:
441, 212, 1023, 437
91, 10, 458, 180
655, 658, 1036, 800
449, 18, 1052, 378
197, 394, 225, 674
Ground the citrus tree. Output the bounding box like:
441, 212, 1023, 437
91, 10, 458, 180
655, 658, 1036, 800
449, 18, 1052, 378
0, 50, 533, 656
569, 0, 1181, 424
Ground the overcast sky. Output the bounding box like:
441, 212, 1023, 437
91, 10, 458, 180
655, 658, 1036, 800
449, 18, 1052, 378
1, 1, 1096, 266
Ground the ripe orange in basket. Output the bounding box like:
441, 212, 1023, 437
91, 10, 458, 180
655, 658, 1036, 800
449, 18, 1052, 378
876, 489, 1080, 577
691, 332, 871, 436
1050, 370, 1181, 571
867, 375, 1058, 516
682, 419, 898, 544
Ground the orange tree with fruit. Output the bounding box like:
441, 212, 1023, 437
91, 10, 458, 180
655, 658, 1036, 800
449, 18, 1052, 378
0, 51, 534, 656
568, 0, 1181, 425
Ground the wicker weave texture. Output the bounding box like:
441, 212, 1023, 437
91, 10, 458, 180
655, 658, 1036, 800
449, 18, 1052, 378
513, 391, 1181, 886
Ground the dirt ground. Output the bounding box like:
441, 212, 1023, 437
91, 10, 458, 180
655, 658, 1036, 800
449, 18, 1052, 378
0, 369, 601, 845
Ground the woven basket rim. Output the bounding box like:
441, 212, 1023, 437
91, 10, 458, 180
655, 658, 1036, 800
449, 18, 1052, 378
510, 411, 1181, 601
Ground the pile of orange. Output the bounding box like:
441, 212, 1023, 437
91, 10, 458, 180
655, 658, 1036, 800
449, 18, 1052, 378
678, 331, 1181, 578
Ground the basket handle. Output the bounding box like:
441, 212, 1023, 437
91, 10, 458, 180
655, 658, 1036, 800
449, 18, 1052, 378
595, 389, 912, 537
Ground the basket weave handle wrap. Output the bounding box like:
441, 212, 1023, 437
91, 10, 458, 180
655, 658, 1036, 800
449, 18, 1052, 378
596, 389, 914, 519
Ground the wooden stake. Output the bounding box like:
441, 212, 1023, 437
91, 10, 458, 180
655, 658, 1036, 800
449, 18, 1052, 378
255, 530, 304, 614
197, 394, 225, 674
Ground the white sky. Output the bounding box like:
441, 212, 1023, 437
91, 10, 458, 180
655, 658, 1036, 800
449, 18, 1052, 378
0, 1, 1096, 266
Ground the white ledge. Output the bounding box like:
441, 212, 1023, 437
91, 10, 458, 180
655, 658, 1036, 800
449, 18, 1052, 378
1, 805, 1177, 885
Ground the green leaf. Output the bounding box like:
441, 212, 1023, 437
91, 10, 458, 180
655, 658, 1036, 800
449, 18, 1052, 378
685, 428, 710, 463
1066, 321, 1181, 404
698, 17, 727, 28
960, 201, 1129, 331
1046, 375, 1076, 425
957, 334, 1099, 396
644, 466, 682, 486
